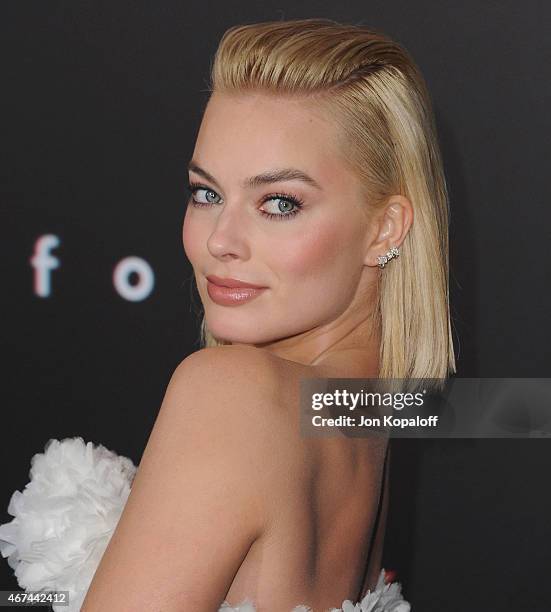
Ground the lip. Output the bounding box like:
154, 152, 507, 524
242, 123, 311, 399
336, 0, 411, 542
206, 275, 266, 289
206, 280, 267, 306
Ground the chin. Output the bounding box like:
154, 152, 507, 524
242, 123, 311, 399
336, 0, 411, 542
204, 317, 279, 346
208, 330, 267, 346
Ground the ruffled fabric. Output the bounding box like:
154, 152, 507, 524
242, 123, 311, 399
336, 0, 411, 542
0, 437, 410, 612
218, 568, 411, 612
0, 437, 137, 612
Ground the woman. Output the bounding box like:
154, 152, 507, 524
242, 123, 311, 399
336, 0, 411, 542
1, 18, 455, 612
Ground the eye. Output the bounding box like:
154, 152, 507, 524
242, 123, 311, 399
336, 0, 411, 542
259, 194, 304, 220
186, 182, 304, 221
187, 183, 221, 206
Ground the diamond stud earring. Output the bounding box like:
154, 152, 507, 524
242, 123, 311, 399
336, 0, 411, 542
377, 246, 400, 269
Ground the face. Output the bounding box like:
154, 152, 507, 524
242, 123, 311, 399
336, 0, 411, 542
183, 91, 376, 346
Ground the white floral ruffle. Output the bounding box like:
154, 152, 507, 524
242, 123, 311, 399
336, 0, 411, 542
218, 568, 410, 612
0, 437, 410, 612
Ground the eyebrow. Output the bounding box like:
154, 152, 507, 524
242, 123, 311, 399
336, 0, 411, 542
188, 161, 323, 191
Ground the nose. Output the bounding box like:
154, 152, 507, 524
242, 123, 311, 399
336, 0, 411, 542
206, 201, 250, 261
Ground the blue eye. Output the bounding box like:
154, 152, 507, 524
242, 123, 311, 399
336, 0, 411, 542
186, 182, 304, 221
260, 196, 302, 220
187, 184, 221, 205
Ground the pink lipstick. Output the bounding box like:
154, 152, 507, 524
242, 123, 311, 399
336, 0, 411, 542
206, 275, 267, 306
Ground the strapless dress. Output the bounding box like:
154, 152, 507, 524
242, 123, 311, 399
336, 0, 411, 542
0, 437, 411, 612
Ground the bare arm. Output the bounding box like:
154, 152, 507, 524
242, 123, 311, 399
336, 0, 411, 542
81, 347, 274, 612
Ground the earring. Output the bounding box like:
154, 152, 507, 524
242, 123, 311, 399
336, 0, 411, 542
377, 246, 400, 269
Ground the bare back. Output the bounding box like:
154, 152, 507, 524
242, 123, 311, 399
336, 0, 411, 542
223, 350, 389, 611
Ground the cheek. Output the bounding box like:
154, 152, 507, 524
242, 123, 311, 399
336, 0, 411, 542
182, 209, 203, 264
271, 219, 359, 288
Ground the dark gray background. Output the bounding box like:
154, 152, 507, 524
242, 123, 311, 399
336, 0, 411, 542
2, 2, 550, 610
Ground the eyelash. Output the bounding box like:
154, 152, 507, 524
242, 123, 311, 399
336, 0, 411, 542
186, 182, 304, 221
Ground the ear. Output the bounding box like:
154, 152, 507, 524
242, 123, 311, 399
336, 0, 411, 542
364, 195, 414, 267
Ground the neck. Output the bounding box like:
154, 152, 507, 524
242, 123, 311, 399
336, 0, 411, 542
249, 303, 381, 376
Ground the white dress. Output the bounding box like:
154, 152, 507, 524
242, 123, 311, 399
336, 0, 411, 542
0, 437, 411, 612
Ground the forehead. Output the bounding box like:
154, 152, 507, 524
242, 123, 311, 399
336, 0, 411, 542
192, 91, 353, 189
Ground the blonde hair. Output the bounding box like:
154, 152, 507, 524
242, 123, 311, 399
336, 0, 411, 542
197, 18, 456, 387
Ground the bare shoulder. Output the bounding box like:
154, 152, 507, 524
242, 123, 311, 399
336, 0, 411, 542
176, 345, 281, 380
165, 345, 307, 480
171, 346, 285, 413
82, 348, 286, 610
161, 346, 292, 450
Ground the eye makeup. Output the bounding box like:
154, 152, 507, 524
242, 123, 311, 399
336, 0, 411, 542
186, 182, 305, 221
